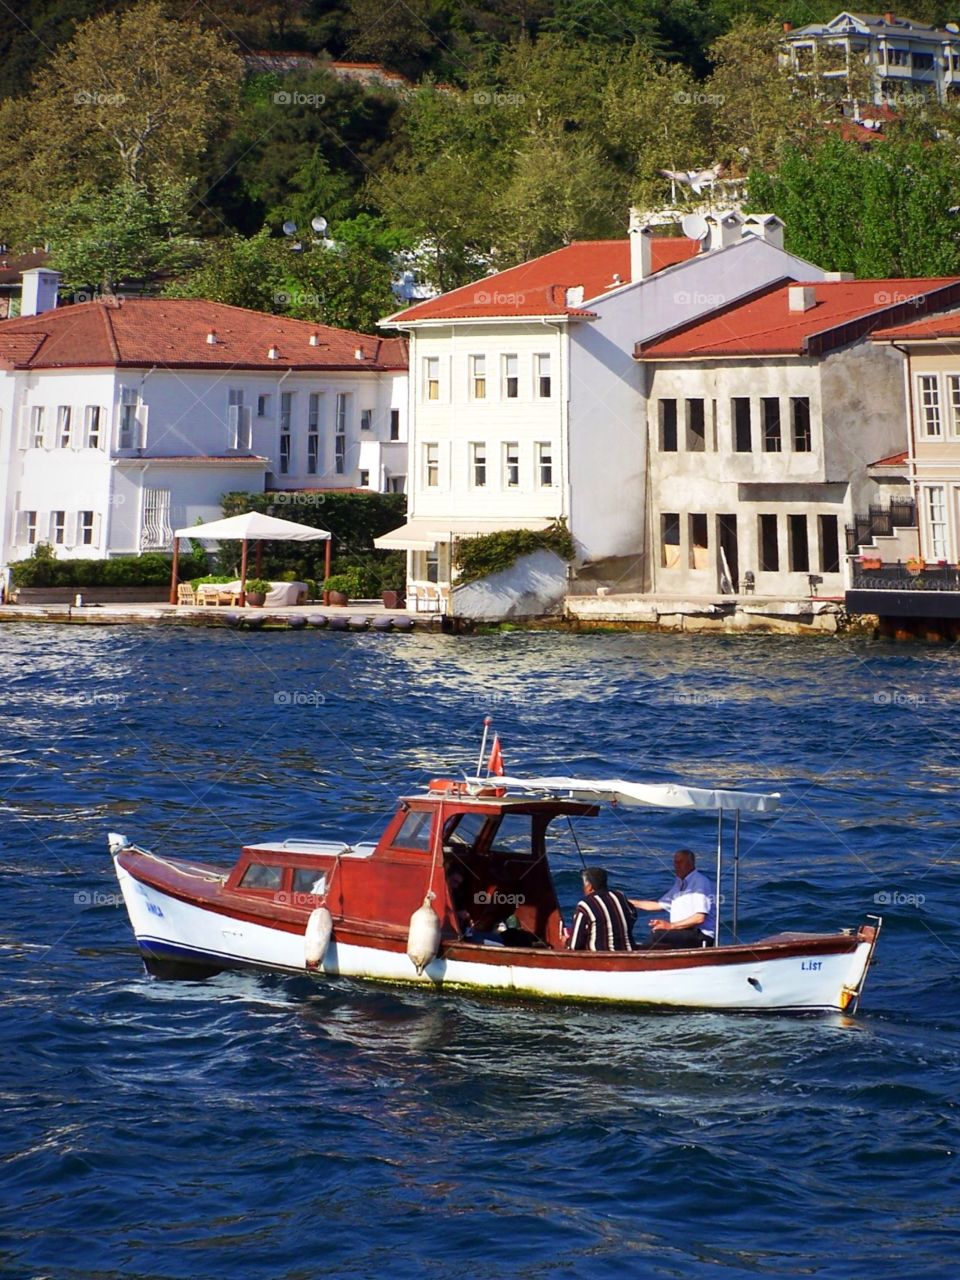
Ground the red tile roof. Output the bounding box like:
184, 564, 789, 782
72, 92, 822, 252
870, 450, 908, 467
389, 238, 701, 323
872, 309, 960, 341
636, 278, 960, 358
0, 299, 408, 371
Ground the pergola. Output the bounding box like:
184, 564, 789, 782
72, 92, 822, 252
170, 511, 331, 606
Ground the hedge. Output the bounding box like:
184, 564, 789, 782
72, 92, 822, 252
10, 546, 209, 588
453, 521, 575, 585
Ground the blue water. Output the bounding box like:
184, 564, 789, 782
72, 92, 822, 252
1, 624, 958, 1279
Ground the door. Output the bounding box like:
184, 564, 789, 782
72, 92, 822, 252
717, 514, 739, 592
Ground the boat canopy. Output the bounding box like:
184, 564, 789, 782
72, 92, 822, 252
476, 775, 780, 813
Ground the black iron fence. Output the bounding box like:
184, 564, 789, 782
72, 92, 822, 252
845, 500, 917, 554
849, 561, 960, 591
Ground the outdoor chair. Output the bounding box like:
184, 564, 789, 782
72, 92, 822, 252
177, 583, 197, 606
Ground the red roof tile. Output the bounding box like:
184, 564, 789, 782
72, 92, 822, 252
870, 450, 908, 467
872, 309, 960, 341
390, 238, 700, 323
0, 298, 408, 371
636, 278, 960, 358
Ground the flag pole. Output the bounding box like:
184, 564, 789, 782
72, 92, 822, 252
476, 716, 492, 778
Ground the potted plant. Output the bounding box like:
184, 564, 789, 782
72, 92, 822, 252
245, 577, 271, 607
381, 583, 406, 609
322, 573, 356, 607
859, 555, 883, 571
905, 556, 925, 576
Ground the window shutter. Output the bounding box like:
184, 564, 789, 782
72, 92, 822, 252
91, 512, 102, 547
136, 405, 148, 449
15, 511, 26, 543
242, 405, 252, 449
227, 403, 240, 449
64, 513, 78, 549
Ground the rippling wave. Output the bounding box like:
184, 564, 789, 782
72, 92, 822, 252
1, 624, 958, 1279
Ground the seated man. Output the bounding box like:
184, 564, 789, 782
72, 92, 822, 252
568, 866, 636, 952
631, 849, 716, 949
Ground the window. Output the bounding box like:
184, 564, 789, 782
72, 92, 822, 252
228, 389, 250, 450
788, 514, 809, 572
57, 405, 72, 449
926, 485, 948, 559
536, 353, 551, 398
536, 442, 553, 488
119, 387, 143, 450
360, 408, 373, 431
471, 355, 486, 400
292, 868, 327, 897
818, 514, 840, 574
791, 397, 812, 452
504, 354, 519, 399
84, 406, 102, 449
659, 399, 678, 451
759, 514, 779, 572
141, 488, 171, 550
686, 399, 705, 452
359, 469, 370, 487
79, 511, 97, 547
761, 398, 782, 452
918, 375, 942, 438
504, 442, 519, 487
425, 548, 439, 583
424, 443, 439, 488
20, 510, 38, 545
257, 394, 271, 418
949, 375, 960, 435
660, 512, 680, 568
471, 442, 487, 488
393, 810, 433, 852
30, 405, 45, 449
52, 511, 66, 545
425, 357, 440, 400
307, 392, 322, 475
390, 409, 400, 441
335, 393, 347, 474
689, 513, 709, 569
888, 47, 910, 66
732, 397, 752, 452
913, 51, 934, 69
240, 864, 283, 889
280, 390, 292, 474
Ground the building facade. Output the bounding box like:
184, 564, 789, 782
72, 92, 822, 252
0, 287, 407, 572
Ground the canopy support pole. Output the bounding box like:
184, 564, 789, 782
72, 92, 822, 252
324, 537, 332, 583
714, 810, 723, 947
239, 537, 248, 606
168, 536, 180, 605
732, 810, 741, 943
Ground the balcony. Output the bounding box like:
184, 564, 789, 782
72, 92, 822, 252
849, 561, 960, 591
847, 559, 960, 620
845, 500, 916, 553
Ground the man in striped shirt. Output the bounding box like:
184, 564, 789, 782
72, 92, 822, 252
568, 867, 637, 951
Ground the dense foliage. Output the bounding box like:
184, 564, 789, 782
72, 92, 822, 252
454, 521, 576, 585
10, 546, 208, 587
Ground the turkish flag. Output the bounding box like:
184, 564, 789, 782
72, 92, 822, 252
487, 734, 504, 777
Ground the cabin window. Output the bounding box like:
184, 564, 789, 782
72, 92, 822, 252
489, 813, 534, 856
393, 810, 434, 852
292, 868, 327, 896
240, 864, 283, 889
444, 811, 489, 853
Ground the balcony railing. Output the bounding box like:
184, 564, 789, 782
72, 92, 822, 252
850, 562, 960, 591
845, 500, 916, 553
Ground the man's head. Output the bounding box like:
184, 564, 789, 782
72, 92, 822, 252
582, 866, 608, 894
673, 849, 696, 878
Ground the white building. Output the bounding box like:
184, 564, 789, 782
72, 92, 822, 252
0, 274, 407, 570
782, 11, 960, 106
377, 210, 829, 609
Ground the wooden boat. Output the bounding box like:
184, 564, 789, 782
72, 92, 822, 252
110, 771, 881, 1015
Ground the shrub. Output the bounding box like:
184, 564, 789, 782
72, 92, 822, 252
10, 548, 207, 587
453, 521, 575, 585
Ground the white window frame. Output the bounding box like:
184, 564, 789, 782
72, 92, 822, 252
503, 441, 520, 488
360, 408, 373, 432
425, 357, 440, 401
924, 484, 948, 561
119, 387, 146, 450
52, 510, 67, 545
536, 442, 553, 488
424, 442, 439, 488
470, 442, 487, 488
947, 374, 960, 437
503, 354, 519, 399
307, 392, 323, 475
470, 355, 486, 400
30, 405, 46, 450
78, 510, 98, 548
57, 405, 72, 449
335, 393, 347, 475
257, 393, 271, 418
84, 405, 103, 450
536, 353, 551, 399
918, 374, 942, 439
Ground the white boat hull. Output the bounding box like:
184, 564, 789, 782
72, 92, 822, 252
115, 862, 877, 1014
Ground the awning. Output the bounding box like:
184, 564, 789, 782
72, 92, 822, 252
374, 517, 555, 551
175, 512, 330, 541
478, 775, 781, 813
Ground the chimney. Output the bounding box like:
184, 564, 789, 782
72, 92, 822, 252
20, 267, 60, 317
742, 213, 785, 251
565, 285, 585, 306
354, 347, 365, 360
206, 330, 217, 345
788, 285, 817, 312
706, 210, 744, 252
628, 208, 654, 281
823, 271, 854, 281
309, 333, 320, 346
268, 345, 279, 360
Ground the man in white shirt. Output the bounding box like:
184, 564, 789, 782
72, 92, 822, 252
630, 849, 716, 949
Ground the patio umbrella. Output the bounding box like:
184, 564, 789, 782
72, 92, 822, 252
170, 511, 331, 605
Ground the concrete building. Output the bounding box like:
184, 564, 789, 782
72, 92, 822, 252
782, 11, 960, 106
635, 276, 960, 600
0, 279, 407, 571
377, 210, 830, 612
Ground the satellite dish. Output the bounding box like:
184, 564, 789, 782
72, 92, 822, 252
311, 216, 328, 234
282, 220, 298, 237
681, 213, 709, 242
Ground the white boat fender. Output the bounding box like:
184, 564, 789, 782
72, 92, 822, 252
407, 892, 441, 975
305, 906, 334, 970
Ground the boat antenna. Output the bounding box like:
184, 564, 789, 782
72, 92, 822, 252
476, 715, 492, 777
565, 817, 589, 873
